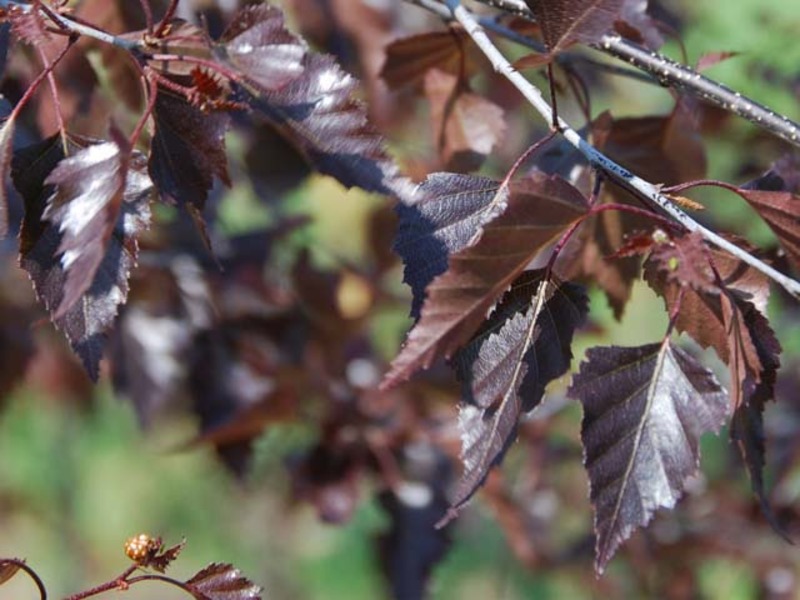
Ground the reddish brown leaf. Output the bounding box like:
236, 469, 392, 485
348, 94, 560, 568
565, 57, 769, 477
734, 185, 800, 272
424, 68, 506, 172
570, 341, 728, 573
185, 563, 262, 600
384, 173, 588, 387
381, 29, 478, 91
218, 4, 305, 92
696, 51, 740, 72
526, 0, 626, 56
0, 561, 20, 586
644, 232, 783, 520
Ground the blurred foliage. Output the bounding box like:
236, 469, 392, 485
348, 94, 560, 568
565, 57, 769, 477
0, 0, 799, 599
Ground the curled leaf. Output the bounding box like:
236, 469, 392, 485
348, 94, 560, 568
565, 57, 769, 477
185, 563, 262, 600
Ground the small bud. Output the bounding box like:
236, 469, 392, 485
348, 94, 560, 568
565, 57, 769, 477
124, 534, 162, 564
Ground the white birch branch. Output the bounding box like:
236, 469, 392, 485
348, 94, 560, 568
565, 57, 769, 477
443, 0, 800, 299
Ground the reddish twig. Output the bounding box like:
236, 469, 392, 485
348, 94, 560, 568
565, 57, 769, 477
153, 0, 181, 38
35, 44, 68, 153
62, 566, 138, 600
7, 35, 76, 124
137, 0, 154, 35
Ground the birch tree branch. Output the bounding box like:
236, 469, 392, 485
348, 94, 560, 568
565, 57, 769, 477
471, 0, 800, 149
442, 0, 800, 299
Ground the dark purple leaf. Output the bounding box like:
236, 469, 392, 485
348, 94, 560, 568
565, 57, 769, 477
394, 173, 510, 319
43, 133, 129, 318
381, 29, 479, 91
248, 52, 415, 203
444, 273, 588, 517
185, 563, 262, 600
384, 173, 588, 387
569, 342, 728, 573
13, 135, 153, 379
149, 85, 231, 214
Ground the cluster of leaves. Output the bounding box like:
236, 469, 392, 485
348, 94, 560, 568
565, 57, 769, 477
0, 0, 798, 593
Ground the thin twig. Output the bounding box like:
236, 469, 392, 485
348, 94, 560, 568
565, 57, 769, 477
0, 559, 47, 600
468, 0, 800, 148
154, 0, 181, 38
442, 0, 800, 299
35, 44, 68, 153
406, 0, 655, 84
137, 0, 154, 35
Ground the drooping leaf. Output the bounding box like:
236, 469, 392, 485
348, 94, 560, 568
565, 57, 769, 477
569, 342, 728, 573
0, 114, 15, 237
384, 173, 588, 387
736, 158, 800, 270
525, 0, 625, 56
424, 68, 506, 172
217, 4, 305, 92
0, 561, 20, 586
43, 132, 129, 318
643, 232, 783, 519
394, 173, 510, 319
445, 272, 588, 516
13, 135, 153, 379
185, 563, 262, 600
721, 292, 784, 533
149, 85, 231, 215
381, 29, 479, 91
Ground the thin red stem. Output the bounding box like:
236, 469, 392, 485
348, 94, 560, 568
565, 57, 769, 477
154, 0, 181, 38
129, 73, 159, 148
0, 559, 47, 600
662, 179, 740, 194
499, 130, 558, 190
126, 574, 197, 596
137, 0, 154, 35
62, 566, 138, 600
665, 285, 685, 337
7, 35, 75, 124
35, 44, 68, 153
